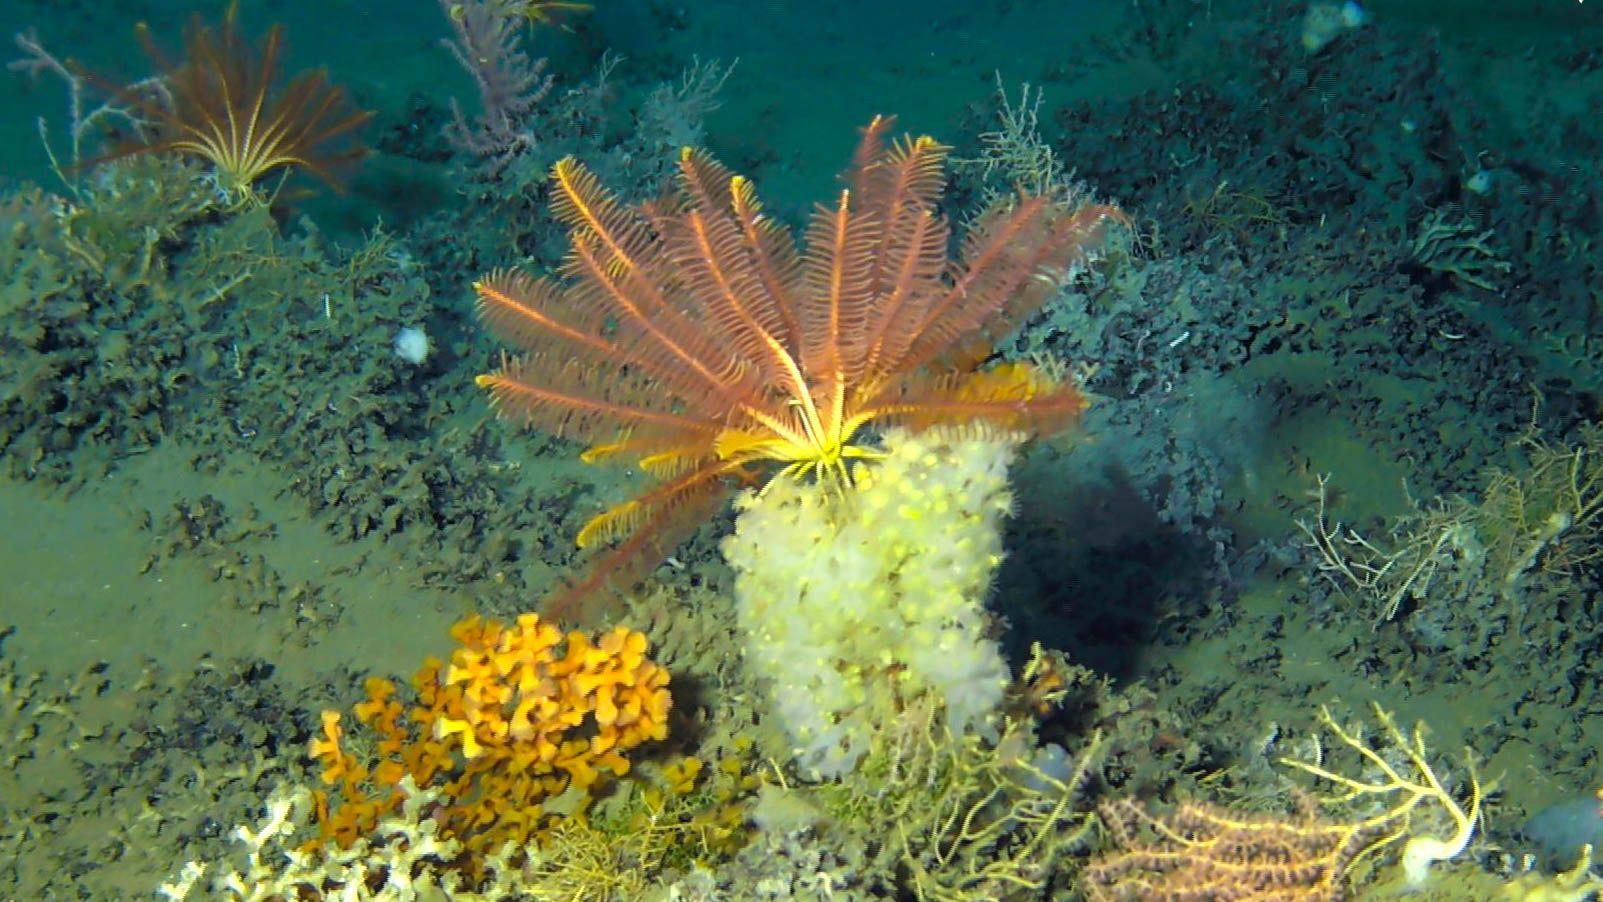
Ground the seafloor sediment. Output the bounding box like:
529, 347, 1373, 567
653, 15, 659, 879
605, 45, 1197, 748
1, 0, 1600, 897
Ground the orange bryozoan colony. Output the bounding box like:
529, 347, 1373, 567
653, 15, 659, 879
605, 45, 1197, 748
308, 613, 670, 863
474, 116, 1124, 608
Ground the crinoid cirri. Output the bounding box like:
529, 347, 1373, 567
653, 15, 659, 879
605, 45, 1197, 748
475, 115, 1124, 620
93, 3, 371, 201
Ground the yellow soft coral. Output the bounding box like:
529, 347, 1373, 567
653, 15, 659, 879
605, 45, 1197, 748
309, 612, 672, 867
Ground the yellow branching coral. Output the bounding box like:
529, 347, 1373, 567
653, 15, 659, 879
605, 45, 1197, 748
1086, 703, 1481, 899
1090, 704, 1474, 902
308, 613, 671, 866
1280, 703, 1480, 888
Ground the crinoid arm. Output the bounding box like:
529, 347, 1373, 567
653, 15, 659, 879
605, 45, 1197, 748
473, 119, 1125, 624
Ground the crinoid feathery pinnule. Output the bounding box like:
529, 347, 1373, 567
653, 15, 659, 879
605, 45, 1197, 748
475, 116, 1124, 618
93, 3, 371, 200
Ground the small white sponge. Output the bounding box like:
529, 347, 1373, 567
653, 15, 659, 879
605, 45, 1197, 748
722, 427, 1019, 780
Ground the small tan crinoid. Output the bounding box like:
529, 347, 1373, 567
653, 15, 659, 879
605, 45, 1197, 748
96, 4, 371, 200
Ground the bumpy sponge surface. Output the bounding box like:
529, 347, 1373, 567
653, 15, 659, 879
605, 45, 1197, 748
722, 427, 1018, 779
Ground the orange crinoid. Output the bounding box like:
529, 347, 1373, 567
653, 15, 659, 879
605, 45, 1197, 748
476, 116, 1123, 604
98, 4, 371, 198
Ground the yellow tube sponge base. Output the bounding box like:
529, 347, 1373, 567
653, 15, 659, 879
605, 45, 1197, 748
722, 426, 1018, 779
